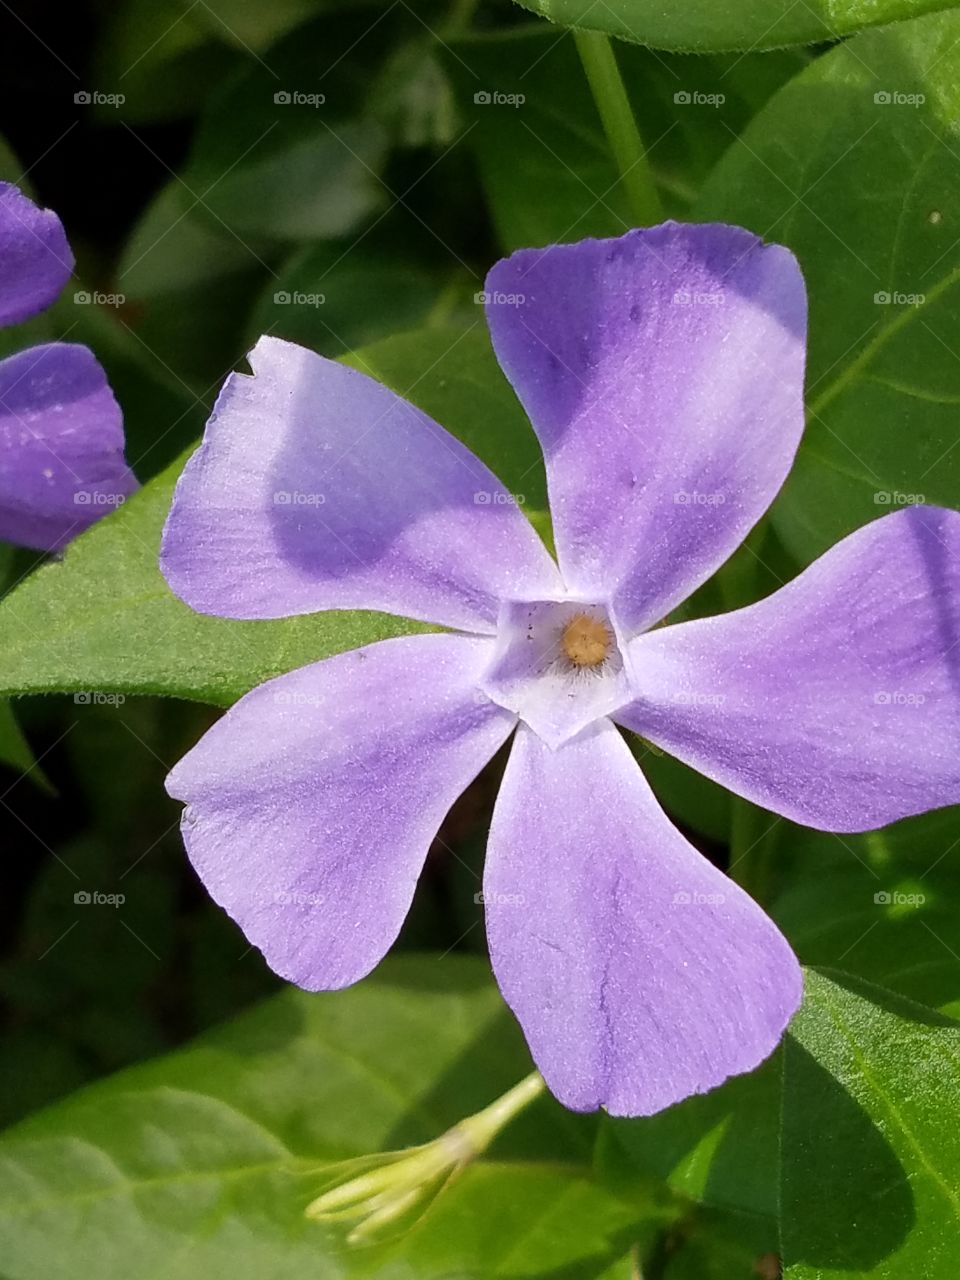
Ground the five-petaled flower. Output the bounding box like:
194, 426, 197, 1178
0, 181, 137, 550
160, 222, 960, 1116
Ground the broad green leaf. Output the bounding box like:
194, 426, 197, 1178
0, 955, 642, 1279
443, 28, 805, 250
696, 10, 960, 564
0, 325, 546, 704
782, 969, 960, 1276
0, 452, 424, 706
773, 815, 960, 1013
511, 0, 957, 54
598, 1053, 781, 1222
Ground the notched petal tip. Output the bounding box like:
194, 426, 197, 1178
159, 329, 560, 629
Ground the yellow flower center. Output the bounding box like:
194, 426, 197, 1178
561, 613, 612, 668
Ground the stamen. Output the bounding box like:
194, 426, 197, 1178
561, 613, 612, 668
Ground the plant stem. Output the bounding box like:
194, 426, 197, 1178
459, 1071, 546, 1150
574, 30, 664, 227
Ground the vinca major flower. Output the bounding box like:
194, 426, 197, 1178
0, 181, 136, 550
160, 222, 960, 1116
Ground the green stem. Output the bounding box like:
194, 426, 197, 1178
459, 1071, 546, 1149
574, 30, 663, 227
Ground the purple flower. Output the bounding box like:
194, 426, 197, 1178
160, 222, 960, 1116
0, 181, 137, 551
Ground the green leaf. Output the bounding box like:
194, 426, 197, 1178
782, 969, 960, 1276
773, 814, 960, 1014
245, 235, 471, 360
0, 324, 546, 704
695, 10, 960, 564
0, 452, 424, 707
598, 1053, 780, 1222
117, 181, 267, 393
0, 955, 642, 1279
180, 11, 416, 244
511, 0, 958, 54
442, 28, 805, 250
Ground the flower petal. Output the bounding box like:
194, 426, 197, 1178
485, 223, 806, 632
166, 634, 516, 990
160, 335, 561, 633
0, 343, 137, 551
484, 720, 801, 1116
0, 181, 73, 326
619, 507, 960, 831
